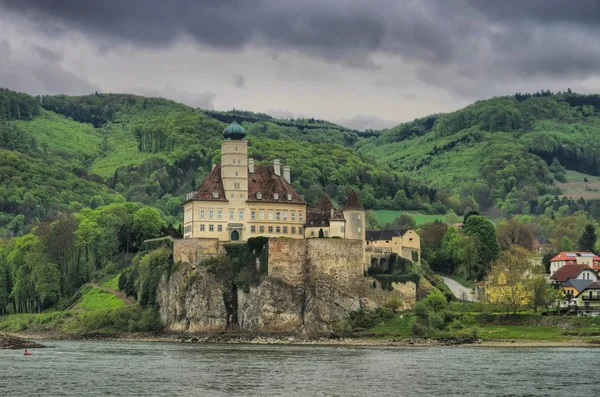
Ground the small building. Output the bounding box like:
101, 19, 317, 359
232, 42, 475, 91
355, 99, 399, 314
549, 252, 600, 275
304, 191, 365, 240
550, 264, 598, 284
365, 229, 421, 265
575, 281, 600, 316
533, 237, 553, 255
561, 279, 594, 306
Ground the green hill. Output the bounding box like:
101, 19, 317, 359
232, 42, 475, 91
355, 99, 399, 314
357, 91, 600, 217
0, 89, 440, 237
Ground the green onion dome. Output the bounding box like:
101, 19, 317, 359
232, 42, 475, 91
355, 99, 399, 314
223, 119, 245, 140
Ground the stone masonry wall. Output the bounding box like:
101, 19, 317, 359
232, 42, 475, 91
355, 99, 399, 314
173, 238, 222, 265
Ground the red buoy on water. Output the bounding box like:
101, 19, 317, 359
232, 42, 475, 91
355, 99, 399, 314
24, 349, 32, 356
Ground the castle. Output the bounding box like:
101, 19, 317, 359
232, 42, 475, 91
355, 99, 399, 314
181, 118, 421, 267
182, 119, 365, 243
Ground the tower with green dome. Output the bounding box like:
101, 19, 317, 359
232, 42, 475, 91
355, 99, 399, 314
223, 119, 246, 140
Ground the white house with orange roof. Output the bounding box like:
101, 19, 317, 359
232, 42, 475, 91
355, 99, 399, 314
550, 252, 600, 275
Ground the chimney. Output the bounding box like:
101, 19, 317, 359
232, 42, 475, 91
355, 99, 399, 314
248, 158, 255, 173
283, 166, 291, 183
273, 159, 281, 176
211, 163, 216, 170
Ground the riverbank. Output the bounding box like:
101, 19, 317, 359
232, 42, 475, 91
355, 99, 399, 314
10, 330, 600, 348
0, 333, 45, 349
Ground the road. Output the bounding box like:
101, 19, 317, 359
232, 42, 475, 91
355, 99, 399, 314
440, 276, 478, 302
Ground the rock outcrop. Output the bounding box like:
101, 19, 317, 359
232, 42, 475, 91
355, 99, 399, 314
0, 333, 45, 349
157, 261, 415, 335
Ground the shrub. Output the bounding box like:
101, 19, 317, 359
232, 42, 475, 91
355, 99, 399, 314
427, 312, 446, 330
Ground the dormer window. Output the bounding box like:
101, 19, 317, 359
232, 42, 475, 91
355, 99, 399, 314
212, 192, 219, 198
256, 192, 262, 200
287, 194, 292, 201
274, 193, 279, 200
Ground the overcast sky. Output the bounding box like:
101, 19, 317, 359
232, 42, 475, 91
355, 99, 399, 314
2, 0, 600, 130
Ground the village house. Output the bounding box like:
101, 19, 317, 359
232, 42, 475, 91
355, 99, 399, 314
549, 252, 600, 275
550, 264, 599, 284
575, 281, 600, 316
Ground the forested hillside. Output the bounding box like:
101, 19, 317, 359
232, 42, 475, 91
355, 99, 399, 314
357, 90, 600, 217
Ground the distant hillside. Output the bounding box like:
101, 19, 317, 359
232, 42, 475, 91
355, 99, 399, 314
357, 91, 600, 216
0, 89, 438, 237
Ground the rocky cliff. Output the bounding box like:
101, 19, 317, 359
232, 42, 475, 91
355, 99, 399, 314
157, 261, 415, 335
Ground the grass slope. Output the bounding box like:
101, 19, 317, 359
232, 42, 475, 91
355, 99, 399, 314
375, 210, 445, 226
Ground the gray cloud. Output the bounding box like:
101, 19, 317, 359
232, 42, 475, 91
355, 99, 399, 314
33, 45, 63, 61
2, 0, 600, 105
232, 73, 246, 89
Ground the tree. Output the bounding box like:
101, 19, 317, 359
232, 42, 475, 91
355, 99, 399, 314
388, 213, 416, 230
132, 207, 166, 247
560, 236, 574, 251
420, 221, 448, 251
365, 210, 379, 230
497, 218, 534, 251
487, 246, 537, 314
578, 223, 597, 252
463, 215, 500, 279
530, 275, 560, 313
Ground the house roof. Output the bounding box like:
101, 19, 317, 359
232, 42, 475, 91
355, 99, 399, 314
343, 189, 364, 211
550, 264, 596, 283
306, 194, 334, 226
550, 252, 600, 262
365, 229, 411, 241
575, 281, 600, 296
188, 164, 227, 202
246, 165, 306, 204
187, 163, 306, 205
562, 278, 595, 292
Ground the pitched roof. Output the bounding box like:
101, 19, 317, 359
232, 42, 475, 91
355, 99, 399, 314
562, 278, 595, 293
188, 164, 227, 202
575, 281, 600, 296
187, 164, 306, 205
550, 252, 600, 262
550, 264, 596, 282
343, 189, 364, 211
306, 194, 334, 226
246, 165, 306, 204
366, 229, 411, 241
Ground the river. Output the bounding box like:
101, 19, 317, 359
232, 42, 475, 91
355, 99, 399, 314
1, 341, 600, 396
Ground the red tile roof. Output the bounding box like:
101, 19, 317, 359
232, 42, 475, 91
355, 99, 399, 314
550, 264, 596, 283
550, 252, 600, 262
186, 163, 306, 205
246, 165, 306, 204
343, 189, 364, 211
188, 164, 227, 202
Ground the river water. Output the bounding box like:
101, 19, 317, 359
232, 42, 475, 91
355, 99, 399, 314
2, 341, 600, 396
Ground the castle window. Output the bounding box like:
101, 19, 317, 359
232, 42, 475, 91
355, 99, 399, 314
229, 209, 234, 220
184, 209, 192, 222
209, 224, 214, 232
184, 225, 191, 233
283, 211, 288, 221
274, 193, 279, 200
291, 211, 296, 221
240, 194, 243, 199
358, 227, 361, 233
291, 226, 296, 234
200, 224, 205, 232
257, 192, 262, 199
234, 182, 240, 189
324, 231, 328, 237
212, 192, 219, 198
239, 210, 244, 220
409, 238, 413, 241
200, 209, 205, 219
231, 193, 234, 199
341, 225, 345, 232
217, 225, 223, 232
276, 211, 281, 220
276, 226, 281, 233
299, 211, 303, 221
283, 226, 288, 234
299, 227, 303, 235
260, 226, 265, 233
251, 226, 256, 233
209, 209, 214, 219
217, 209, 222, 219
235, 145, 238, 151
358, 215, 361, 219
268, 211, 274, 221
287, 194, 292, 201
259, 210, 265, 220
235, 171, 238, 176
251, 211, 256, 220
311, 231, 315, 237
268, 226, 273, 233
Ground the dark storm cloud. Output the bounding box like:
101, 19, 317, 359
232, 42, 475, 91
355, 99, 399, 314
33, 45, 63, 61
3, 0, 600, 96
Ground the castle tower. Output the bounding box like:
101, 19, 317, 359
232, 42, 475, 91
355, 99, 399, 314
343, 190, 365, 240
221, 119, 248, 203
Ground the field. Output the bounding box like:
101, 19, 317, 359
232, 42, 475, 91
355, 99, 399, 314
558, 170, 600, 200
375, 210, 446, 227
